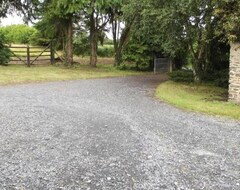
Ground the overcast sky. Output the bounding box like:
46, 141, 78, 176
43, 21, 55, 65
0, 14, 24, 26
0, 14, 114, 39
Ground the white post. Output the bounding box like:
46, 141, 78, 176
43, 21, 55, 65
229, 42, 240, 104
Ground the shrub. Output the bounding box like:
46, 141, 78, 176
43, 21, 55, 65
213, 70, 229, 88
104, 38, 114, 45
97, 45, 114, 57
170, 69, 229, 88
123, 42, 152, 70
169, 70, 194, 83
201, 70, 229, 88
74, 33, 114, 57
117, 63, 137, 71
73, 33, 90, 56
29, 30, 50, 46
0, 33, 11, 65
0, 25, 36, 44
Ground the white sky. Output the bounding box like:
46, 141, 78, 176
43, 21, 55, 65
0, 14, 24, 26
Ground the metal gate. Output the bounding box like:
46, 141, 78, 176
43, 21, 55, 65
154, 58, 172, 73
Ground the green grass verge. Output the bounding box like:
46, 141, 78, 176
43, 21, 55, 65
0, 64, 144, 85
155, 81, 240, 120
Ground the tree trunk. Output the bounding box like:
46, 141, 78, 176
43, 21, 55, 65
115, 49, 122, 66
190, 44, 205, 82
65, 17, 73, 66
90, 32, 98, 67
192, 59, 202, 82
90, 12, 98, 67
114, 25, 132, 66
111, 15, 136, 66
111, 16, 120, 66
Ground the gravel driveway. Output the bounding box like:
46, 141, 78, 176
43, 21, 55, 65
0, 75, 239, 190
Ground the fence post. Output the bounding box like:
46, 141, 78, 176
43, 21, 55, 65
169, 60, 173, 73
154, 58, 156, 74
50, 42, 55, 65
27, 45, 30, 67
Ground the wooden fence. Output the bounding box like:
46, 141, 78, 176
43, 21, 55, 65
8, 43, 56, 67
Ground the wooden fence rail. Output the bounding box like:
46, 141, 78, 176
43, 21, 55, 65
8, 43, 56, 67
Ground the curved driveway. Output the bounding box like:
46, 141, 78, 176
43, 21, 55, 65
0, 75, 239, 190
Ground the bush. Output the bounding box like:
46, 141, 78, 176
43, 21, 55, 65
0, 33, 11, 65
74, 33, 114, 57
0, 24, 36, 44
104, 38, 114, 45
29, 30, 50, 46
169, 70, 194, 83
73, 33, 90, 56
201, 70, 229, 88
123, 42, 152, 70
117, 64, 128, 70
97, 45, 114, 57
170, 69, 229, 88
214, 69, 229, 88
213, 70, 229, 88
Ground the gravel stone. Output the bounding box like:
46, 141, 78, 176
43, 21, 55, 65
0, 75, 239, 189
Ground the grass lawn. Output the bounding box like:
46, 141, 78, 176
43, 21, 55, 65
155, 81, 240, 120
0, 64, 144, 86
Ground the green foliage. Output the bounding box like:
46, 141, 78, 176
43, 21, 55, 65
123, 47, 152, 70
201, 70, 229, 89
104, 38, 114, 45
73, 33, 90, 56
0, 33, 11, 65
214, 70, 229, 89
74, 34, 114, 57
0, 0, 35, 18
213, 0, 240, 42
29, 30, 50, 46
32, 15, 72, 49
47, 0, 85, 17
123, 36, 153, 70
169, 70, 194, 83
0, 0, 235, 84
169, 69, 229, 88
128, 0, 232, 81
0, 25, 36, 44
29, 31, 50, 46
98, 45, 114, 57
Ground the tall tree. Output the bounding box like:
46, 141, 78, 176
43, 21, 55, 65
0, 0, 38, 21
108, 0, 124, 65
38, 0, 86, 66
0, 0, 22, 17
109, 0, 142, 66
213, 0, 240, 42
213, 0, 240, 102
138, 0, 219, 81
83, 0, 111, 67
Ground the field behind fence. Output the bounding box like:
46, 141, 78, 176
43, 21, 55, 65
8, 44, 115, 66
8, 44, 55, 66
